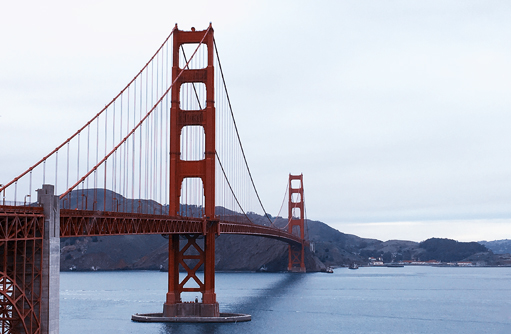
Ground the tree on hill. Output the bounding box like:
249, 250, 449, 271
419, 238, 488, 262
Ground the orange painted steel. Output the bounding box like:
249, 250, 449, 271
169, 24, 215, 219
220, 221, 303, 245
1, 202, 305, 332
60, 209, 205, 236
288, 174, 306, 272
0, 206, 44, 334
59, 209, 303, 244
165, 24, 219, 316
0, 23, 311, 328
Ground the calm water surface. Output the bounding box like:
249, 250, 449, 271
60, 267, 511, 333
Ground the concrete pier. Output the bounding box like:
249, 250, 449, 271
163, 302, 219, 318
38, 185, 60, 334
132, 312, 251, 323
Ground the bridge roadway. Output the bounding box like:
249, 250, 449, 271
58, 209, 303, 245
1, 205, 303, 246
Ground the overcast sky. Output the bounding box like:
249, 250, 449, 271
1, 1, 510, 242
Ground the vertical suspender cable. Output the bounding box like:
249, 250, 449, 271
29, 171, 32, 205
214, 39, 273, 225
55, 152, 58, 196
112, 102, 115, 209
77, 133, 80, 209
104, 108, 107, 210
120, 95, 124, 212
66, 143, 69, 208
95, 109, 99, 210
138, 73, 143, 212
87, 125, 90, 198
165, 41, 169, 212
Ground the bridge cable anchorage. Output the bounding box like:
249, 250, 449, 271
213, 38, 273, 226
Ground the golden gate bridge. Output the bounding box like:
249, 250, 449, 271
0, 24, 308, 333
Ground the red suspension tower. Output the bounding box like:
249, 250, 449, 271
164, 24, 219, 317
288, 174, 306, 272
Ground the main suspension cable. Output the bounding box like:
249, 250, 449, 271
0, 28, 177, 194
181, 44, 252, 223
60, 27, 211, 199
213, 38, 273, 225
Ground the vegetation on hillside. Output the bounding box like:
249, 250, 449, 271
418, 238, 488, 262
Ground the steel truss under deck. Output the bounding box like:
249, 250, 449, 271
0, 207, 44, 334
59, 209, 303, 244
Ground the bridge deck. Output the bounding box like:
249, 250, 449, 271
1, 206, 303, 245
59, 209, 303, 246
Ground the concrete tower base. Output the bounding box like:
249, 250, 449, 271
132, 312, 251, 323
163, 302, 219, 318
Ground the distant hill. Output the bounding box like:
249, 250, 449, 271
60, 233, 326, 272
479, 239, 511, 254
418, 238, 487, 262
59, 189, 327, 272
61, 220, 504, 271
59, 189, 508, 271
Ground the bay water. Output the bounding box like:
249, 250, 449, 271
60, 267, 511, 333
